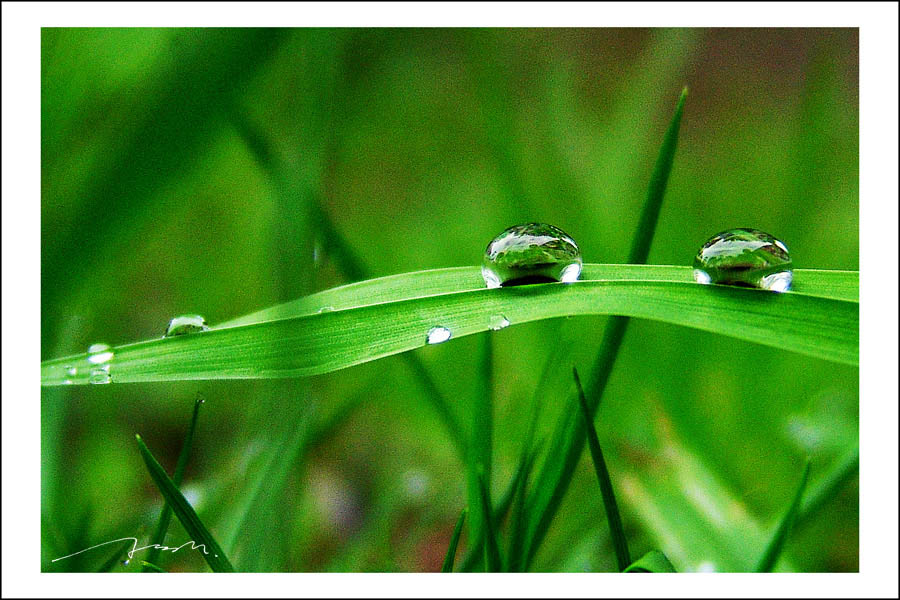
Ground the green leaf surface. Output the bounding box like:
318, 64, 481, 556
574, 367, 631, 571
754, 459, 812, 572
40, 266, 858, 387
441, 508, 468, 573
135, 435, 235, 573
624, 550, 678, 573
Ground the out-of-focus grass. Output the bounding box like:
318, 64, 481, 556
41, 28, 858, 572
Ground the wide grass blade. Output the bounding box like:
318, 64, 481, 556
142, 394, 204, 572
135, 435, 235, 573
40, 266, 858, 387
441, 508, 468, 573
624, 550, 678, 573
754, 459, 812, 572
573, 367, 631, 571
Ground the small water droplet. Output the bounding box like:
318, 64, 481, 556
88, 343, 109, 353
89, 364, 111, 385
482, 223, 582, 288
693, 228, 792, 292
66, 366, 77, 377
164, 314, 209, 337
121, 559, 130, 566
426, 326, 452, 345
489, 314, 510, 330
317, 306, 334, 313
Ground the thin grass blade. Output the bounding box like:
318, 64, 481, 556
624, 550, 678, 573
142, 393, 204, 572
134, 435, 235, 573
467, 334, 494, 548
441, 508, 468, 573
477, 470, 502, 572
139, 561, 166, 573
522, 89, 688, 569
754, 459, 812, 572
573, 367, 631, 571
96, 540, 134, 573
798, 445, 858, 524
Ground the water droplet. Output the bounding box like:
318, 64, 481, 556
164, 314, 209, 337
66, 366, 77, 377
489, 314, 510, 330
89, 364, 111, 385
692, 228, 792, 292
87, 343, 114, 366
426, 326, 452, 345
482, 223, 582, 288
317, 306, 334, 313
121, 559, 130, 566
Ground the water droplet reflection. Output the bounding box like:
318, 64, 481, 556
426, 326, 452, 345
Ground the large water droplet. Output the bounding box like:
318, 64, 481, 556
489, 314, 510, 330
692, 228, 792, 292
164, 314, 209, 337
87, 343, 114, 365
426, 326, 452, 345
482, 223, 582, 288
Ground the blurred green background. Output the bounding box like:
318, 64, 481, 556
41, 28, 858, 572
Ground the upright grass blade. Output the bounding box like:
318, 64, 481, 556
477, 470, 502, 572
624, 550, 678, 573
754, 459, 812, 572
573, 367, 631, 571
798, 446, 858, 524
467, 334, 494, 551
142, 394, 204, 572
134, 435, 235, 573
441, 508, 468, 573
522, 89, 688, 570
505, 444, 542, 572
230, 105, 467, 460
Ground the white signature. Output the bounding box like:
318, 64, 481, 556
52, 536, 216, 563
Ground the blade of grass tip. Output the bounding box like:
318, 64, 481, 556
522, 88, 687, 570
139, 561, 166, 573
135, 434, 234, 573
798, 446, 858, 525
441, 508, 468, 573
230, 105, 468, 459
623, 550, 678, 573
467, 334, 494, 550
478, 469, 502, 572
754, 459, 812, 572
573, 367, 631, 571
142, 393, 204, 572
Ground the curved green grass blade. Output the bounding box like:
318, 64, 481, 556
573, 367, 631, 571
441, 508, 468, 573
135, 435, 235, 573
624, 550, 678, 573
754, 459, 812, 572
477, 470, 502, 572
139, 561, 166, 573
143, 394, 203, 572
40, 266, 858, 387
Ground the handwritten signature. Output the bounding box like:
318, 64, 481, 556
52, 536, 216, 564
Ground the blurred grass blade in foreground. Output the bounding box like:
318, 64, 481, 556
624, 550, 678, 573
135, 435, 235, 573
441, 508, 468, 573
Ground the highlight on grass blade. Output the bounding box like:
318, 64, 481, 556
624, 550, 678, 573
135, 434, 235, 573
754, 459, 812, 572
441, 508, 468, 573
573, 367, 631, 571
